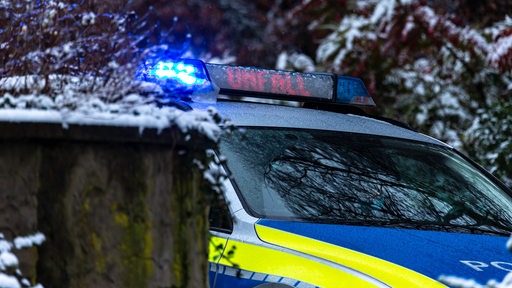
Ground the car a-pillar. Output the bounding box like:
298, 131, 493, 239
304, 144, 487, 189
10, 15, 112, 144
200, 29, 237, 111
0, 121, 215, 288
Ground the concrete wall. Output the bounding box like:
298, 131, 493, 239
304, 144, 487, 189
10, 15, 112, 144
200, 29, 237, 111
0, 122, 213, 288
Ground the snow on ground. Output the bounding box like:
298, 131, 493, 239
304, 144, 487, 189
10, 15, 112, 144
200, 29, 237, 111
1, 233, 45, 288
0, 274, 20, 288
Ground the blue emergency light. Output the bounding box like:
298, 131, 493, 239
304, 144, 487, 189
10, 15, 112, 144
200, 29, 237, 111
151, 59, 209, 86
336, 75, 375, 106
142, 58, 375, 107
140, 58, 214, 105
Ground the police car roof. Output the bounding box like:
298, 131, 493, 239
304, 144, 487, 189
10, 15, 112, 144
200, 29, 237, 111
145, 59, 444, 146
191, 101, 446, 146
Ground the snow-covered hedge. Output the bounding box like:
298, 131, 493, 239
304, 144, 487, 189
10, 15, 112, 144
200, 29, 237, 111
282, 0, 512, 186
0, 1, 144, 100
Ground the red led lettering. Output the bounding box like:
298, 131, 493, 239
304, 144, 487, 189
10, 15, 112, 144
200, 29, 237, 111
227, 68, 243, 89
284, 75, 311, 96
242, 70, 258, 91
296, 76, 311, 96
256, 70, 267, 91
284, 75, 293, 95
271, 75, 285, 94
226, 67, 312, 96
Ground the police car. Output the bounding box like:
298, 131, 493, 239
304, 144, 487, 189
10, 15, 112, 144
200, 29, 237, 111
145, 59, 512, 287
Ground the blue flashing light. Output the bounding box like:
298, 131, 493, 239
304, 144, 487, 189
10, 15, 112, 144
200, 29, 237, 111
151, 59, 208, 86
335, 76, 375, 106
138, 58, 217, 104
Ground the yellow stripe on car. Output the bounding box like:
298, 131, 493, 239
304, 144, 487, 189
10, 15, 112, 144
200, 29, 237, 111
209, 236, 381, 287
255, 224, 447, 288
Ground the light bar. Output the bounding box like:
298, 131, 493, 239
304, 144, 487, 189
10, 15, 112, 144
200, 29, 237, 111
139, 57, 374, 106
205, 63, 375, 106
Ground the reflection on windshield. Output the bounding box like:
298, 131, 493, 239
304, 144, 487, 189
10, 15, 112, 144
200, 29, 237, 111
220, 128, 512, 236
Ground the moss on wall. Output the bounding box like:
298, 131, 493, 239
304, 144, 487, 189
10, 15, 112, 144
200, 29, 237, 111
0, 123, 213, 288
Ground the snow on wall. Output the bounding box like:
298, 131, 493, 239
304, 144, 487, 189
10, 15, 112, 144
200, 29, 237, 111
0, 77, 224, 142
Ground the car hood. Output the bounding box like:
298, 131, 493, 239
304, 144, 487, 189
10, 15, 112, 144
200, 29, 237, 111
256, 219, 512, 285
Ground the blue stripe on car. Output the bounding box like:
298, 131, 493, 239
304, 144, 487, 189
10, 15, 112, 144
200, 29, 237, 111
258, 219, 512, 284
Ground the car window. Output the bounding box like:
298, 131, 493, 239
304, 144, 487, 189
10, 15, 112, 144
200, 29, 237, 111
219, 128, 512, 236
209, 194, 233, 233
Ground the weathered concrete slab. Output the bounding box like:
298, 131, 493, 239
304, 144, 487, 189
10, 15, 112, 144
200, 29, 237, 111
0, 121, 213, 288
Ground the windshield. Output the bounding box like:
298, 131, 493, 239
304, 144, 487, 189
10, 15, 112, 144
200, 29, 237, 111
219, 128, 512, 236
